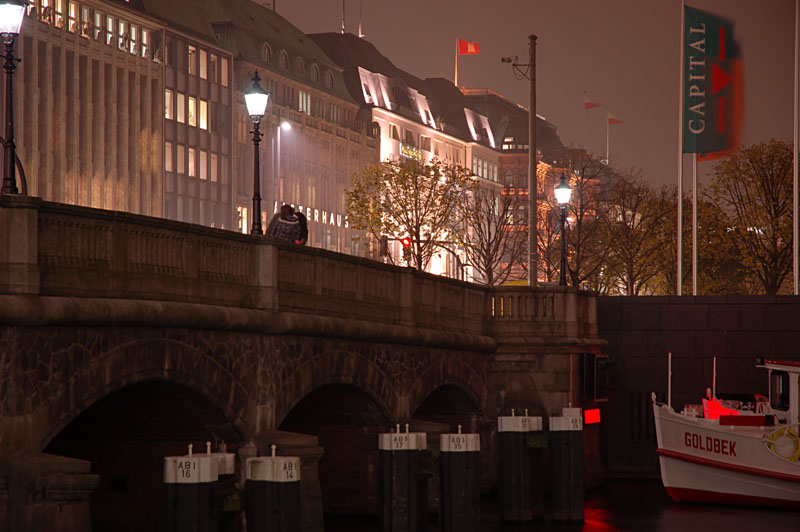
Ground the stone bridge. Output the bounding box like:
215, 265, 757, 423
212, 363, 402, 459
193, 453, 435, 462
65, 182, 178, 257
0, 196, 604, 531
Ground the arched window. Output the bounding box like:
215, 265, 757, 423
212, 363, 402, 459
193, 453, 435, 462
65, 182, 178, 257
294, 58, 305, 76
325, 72, 334, 88
279, 51, 289, 69
504, 170, 514, 186
311, 64, 320, 83
261, 43, 271, 63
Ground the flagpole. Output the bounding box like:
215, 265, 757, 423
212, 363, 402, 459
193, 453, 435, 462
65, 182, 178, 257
454, 39, 459, 87
794, 0, 799, 294
606, 111, 610, 164
692, 153, 698, 295
677, 0, 685, 296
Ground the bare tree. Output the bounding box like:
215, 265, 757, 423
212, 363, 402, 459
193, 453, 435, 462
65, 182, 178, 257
456, 184, 528, 285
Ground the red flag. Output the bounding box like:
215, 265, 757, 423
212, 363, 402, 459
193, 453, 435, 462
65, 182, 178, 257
584, 94, 601, 110
608, 112, 623, 125
458, 40, 480, 55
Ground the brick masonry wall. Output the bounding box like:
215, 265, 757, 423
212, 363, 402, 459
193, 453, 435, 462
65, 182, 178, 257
597, 295, 800, 477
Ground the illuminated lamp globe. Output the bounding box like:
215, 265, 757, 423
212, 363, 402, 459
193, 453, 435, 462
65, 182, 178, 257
554, 174, 572, 206
244, 72, 269, 121
0, 0, 26, 36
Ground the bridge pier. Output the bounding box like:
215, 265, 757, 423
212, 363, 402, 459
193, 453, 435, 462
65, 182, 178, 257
0, 452, 98, 532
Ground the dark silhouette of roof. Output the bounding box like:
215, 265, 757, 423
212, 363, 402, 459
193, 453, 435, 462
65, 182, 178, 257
310, 33, 494, 146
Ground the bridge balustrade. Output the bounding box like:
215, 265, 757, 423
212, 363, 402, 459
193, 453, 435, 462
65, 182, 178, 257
0, 196, 595, 342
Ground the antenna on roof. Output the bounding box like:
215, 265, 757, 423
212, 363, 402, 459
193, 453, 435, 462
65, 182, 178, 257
341, 0, 345, 34
358, 0, 364, 38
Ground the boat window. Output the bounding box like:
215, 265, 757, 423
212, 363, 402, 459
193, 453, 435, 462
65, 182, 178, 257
770, 371, 790, 411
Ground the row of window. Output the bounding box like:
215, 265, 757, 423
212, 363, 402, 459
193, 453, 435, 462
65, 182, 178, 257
473, 156, 498, 182
165, 142, 228, 183
261, 43, 334, 88
165, 90, 209, 130
385, 122, 464, 164
28, 0, 155, 60
185, 44, 229, 86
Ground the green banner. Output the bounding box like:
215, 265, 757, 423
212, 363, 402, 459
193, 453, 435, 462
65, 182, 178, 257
683, 5, 738, 155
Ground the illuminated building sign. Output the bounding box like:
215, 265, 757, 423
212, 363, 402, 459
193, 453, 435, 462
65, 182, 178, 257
400, 143, 422, 161
273, 201, 349, 229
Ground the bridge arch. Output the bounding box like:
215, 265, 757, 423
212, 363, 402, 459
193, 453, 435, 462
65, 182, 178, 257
274, 349, 395, 425
39, 336, 254, 451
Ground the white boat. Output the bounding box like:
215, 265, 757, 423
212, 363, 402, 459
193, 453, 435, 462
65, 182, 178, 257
652, 357, 800, 508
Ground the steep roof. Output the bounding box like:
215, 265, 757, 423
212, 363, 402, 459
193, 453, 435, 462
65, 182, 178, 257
462, 89, 567, 162
311, 33, 496, 147
139, 0, 218, 42
194, 0, 354, 103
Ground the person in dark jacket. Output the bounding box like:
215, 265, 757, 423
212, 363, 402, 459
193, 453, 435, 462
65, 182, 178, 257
266, 204, 302, 243
295, 211, 308, 245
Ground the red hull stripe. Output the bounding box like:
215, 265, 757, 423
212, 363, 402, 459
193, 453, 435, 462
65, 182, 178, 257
657, 448, 800, 483
665, 486, 800, 509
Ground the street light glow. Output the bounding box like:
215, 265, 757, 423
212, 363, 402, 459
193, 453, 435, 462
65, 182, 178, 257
0, 0, 25, 37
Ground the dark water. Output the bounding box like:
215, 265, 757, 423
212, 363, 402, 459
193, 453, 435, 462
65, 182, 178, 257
325, 479, 800, 531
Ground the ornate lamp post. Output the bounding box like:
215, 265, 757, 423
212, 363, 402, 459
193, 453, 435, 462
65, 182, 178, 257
554, 173, 572, 287
244, 71, 269, 235
0, 0, 25, 196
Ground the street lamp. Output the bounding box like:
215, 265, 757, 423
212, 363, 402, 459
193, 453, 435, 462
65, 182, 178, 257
554, 173, 572, 287
244, 71, 269, 235
0, 0, 25, 196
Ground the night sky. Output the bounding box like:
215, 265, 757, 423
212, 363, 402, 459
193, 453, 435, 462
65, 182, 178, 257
277, 0, 795, 187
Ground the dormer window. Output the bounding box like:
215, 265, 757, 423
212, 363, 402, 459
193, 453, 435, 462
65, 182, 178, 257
261, 43, 271, 64
279, 51, 289, 69
294, 58, 305, 76
311, 65, 320, 83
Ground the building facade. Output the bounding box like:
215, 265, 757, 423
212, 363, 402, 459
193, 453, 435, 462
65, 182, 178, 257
309, 33, 502, 278
10, 0, 166, 216
200, 0, 379, 254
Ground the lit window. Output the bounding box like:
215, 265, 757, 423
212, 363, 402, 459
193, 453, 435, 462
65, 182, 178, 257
210, 153, 218, 182
237, 206, 248, 234
188, 45, 197, 75
129, 25, 137, 54
199, 49, 207, 79
165, 142, 173, 172
105, 15, 114, 46
199, 100, 208, 130
118, 20, 128, 50
188, 148, 196, 177
140, 29, 149, 58
188, 97, 196, 126
54, 0, 64, 28
176, 93, 185, 123
177, 145, 185, 174
199, 150, 207, 180
164, 89, 174, 120
93, 12, 102, 41
67, 1, 77, 32
298, 90, 310, 115
80, 6, 89, 37
220, 57, 229, 86
209, 54, 218, 83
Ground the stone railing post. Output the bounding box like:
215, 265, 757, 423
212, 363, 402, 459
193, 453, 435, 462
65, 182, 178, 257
0, 196, 41, 294
250, 240, 279, 310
